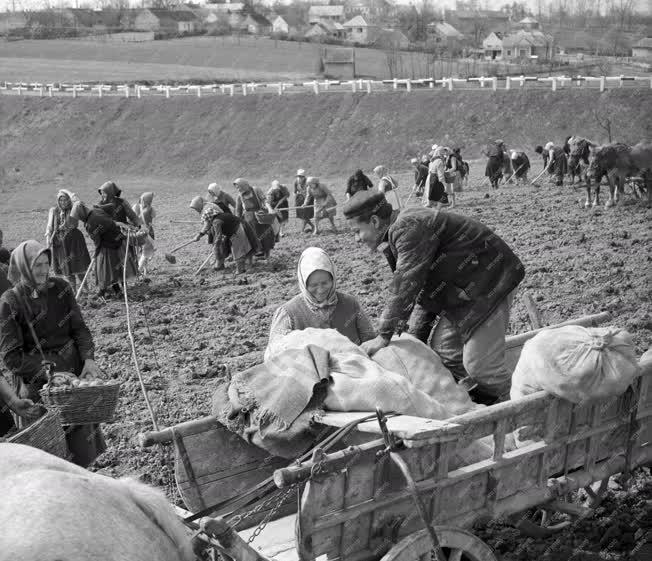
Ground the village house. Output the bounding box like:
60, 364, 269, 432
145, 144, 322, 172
445, 9, 510, 36
0, 11, 28, 34
305, 18, 346, 40
518, 16, 540, 31
501, 29, 554, 60
370, 28, 409, 50
308, 5, 346, 24
342, 15, 378, 44
241, 13, 272, 35
209, 2, 246, 28
344, 0, 395, 20
134, 9, 198, 34
426, 21, 464, 48
632, 37, 652, 61
482, 31, 503, 59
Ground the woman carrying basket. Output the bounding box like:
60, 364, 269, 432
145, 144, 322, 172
0, 240, 106, 466
234, 178, 275, 259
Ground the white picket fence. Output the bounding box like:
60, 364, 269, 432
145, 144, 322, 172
1, 75, 651, 99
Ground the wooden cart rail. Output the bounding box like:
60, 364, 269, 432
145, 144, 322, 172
280, 353, 651, 561
137, 312, 613, 530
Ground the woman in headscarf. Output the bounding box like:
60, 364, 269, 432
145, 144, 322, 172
206, 183, 236, 214
0, 240, 106, 466
424, 147, 448, 209
293, 169, 314, 233
96, 181, 141, 228
71, 201, 137, 298
485, 139, 506, 190
267, 247, 376, 351
303, 177, 337, 235
45, 189, 91, 293
97, 181, 141, 277
373, 165, 401, 209
234, 178, 275, 258
190, 196, 256, 274
265, 180, 290, 240
345, 169, 374, 200
131, 192, 156, 277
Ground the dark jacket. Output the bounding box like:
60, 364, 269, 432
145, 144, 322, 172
84, 208, 124, 254
0, 278, 95, 383
346, 171, 374, 198
414, 164, 429, 189
377, 207, 525, 342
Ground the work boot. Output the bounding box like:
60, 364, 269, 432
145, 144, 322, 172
235, 260, 246, 274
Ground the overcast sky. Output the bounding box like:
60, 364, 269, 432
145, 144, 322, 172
1, 0, 650, 17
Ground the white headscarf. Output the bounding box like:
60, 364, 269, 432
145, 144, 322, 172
297, 247, 338, 312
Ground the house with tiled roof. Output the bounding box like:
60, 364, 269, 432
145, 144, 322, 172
134, 9, 198, 34
308, 5, 345, 24
501, 29, 554, 60
632, 37, 652, 61
482, 31, 503, 59
343, 14, 378, 44
371, 28, 409, 50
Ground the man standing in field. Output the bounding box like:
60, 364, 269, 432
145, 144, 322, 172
343, 191, 525, 404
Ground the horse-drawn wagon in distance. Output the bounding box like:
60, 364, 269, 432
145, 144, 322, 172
140, 312, 652, 561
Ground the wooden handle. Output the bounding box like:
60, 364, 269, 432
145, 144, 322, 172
170, 239, 196, 253
138, 427, 173, 447
273, 439, 384, 488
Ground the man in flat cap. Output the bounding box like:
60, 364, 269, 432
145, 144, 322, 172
343, 191, 525, 404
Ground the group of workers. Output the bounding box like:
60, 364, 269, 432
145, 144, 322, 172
1, 141, 531, 467
484, 137, 578, 190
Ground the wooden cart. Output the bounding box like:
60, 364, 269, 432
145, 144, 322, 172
140, 312, 652, 561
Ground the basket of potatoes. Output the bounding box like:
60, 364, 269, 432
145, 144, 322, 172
39, 372, 121, 425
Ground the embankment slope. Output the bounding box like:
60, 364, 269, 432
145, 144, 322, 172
1, 89, 650, 187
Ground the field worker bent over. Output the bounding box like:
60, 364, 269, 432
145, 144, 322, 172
191, 196, 256, 274
343, 191, 525, 404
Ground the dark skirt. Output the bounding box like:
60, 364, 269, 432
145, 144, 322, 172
295, 193, 314, 220
52, 229, 91, 277
485, 155, 504, 181
243, 211, 275, 254
95, 241, 138, 289
428, 178, 446, 203
276, 200, 289, 222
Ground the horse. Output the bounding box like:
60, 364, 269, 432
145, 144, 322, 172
587, 143, 640, 208
0, 443, 195, 561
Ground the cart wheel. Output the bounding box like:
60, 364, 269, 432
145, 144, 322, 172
380, 526, 497, 561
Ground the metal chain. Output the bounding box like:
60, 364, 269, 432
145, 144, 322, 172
227, 486, 287, 528
246, 483, 298, 545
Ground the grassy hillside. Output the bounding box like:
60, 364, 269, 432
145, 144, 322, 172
0, 88, 650, 192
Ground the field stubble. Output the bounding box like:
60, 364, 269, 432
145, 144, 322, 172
2, 161, 651, 560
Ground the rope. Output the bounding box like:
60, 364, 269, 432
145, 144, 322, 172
123, 230, 159, 431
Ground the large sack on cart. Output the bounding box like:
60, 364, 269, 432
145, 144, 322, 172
0, 442, 195, 561
216, 328, 492, 463
511, 326, 639, 403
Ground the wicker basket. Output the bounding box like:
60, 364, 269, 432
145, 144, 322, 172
39, 382, 121, 425
255, 211, 278, 225
7, 408, 69, 459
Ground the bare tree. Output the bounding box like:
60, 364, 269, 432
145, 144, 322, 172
593, 109, 612, 143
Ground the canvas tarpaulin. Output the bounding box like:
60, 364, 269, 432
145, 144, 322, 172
214, 329, 495, 462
